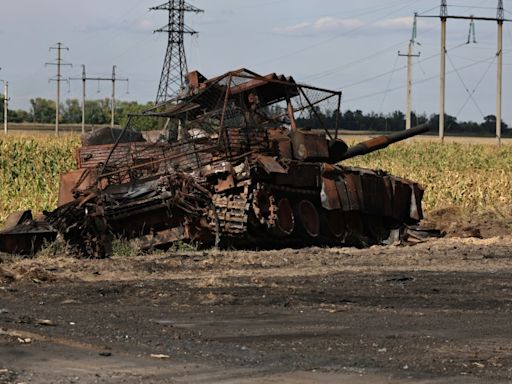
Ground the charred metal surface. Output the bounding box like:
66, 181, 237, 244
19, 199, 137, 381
0, 68, 436, 257
0, 211, 57, 255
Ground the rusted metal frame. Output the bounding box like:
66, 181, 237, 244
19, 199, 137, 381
225, 78, 270, 96
299, 87, 333, 140
285, 93, 297, 131
99, 115, 133, 177
99, 145, 257, 184
106, 143, 164, 173
265, 92, 339, 124
218, 74, 233, 159
202, 71, 242, 89
144, 74, 228, 115
232, 73, 340, 96
99, 145, 219, 179
335, 93, 342, 140
191, 133, 203, 171
239, 93, 254, 153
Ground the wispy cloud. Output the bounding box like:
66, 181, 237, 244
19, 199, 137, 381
314, 17, 365, 31
130, 18, 157, 33
273, 16, 433, 36
75, 17, 157, 34
374, 17, 418, 30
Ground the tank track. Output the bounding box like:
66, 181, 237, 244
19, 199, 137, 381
209, 181, 252, 237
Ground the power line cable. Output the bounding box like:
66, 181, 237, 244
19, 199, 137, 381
303, 39, 408, 82
446, 51, 486, 118
340, 42, 468, 90
369, 55, 400, 130
416, 54, 428, 75
453, 54, 496, 118
344, 54, 496, 103
378, 55, 400, 112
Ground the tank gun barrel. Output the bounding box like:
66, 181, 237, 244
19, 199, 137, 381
339, 123, 430, 161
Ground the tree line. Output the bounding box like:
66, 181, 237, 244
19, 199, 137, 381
0, 96, 509, 136
297, 108, 510, 136
0, 97, 158, 130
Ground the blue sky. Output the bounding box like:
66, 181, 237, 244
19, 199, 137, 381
1, 0, 511, 123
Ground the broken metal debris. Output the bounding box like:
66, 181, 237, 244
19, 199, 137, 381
0, 68, 436, 257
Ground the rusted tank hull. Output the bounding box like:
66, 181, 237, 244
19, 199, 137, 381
41, 159, 424, 257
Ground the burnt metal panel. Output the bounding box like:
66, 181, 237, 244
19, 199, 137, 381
320, 177, 341, 210
290, 130, 329, 161
391, 179, 412, 221
334, 178, 352, 211
58, 169, 93, 207
3, 210, 33, 231
343, 172, 363, 212
410, 183, 425, 221
381, 176, 394, 218
275, 162, 321, 188
257, 155, 287, 174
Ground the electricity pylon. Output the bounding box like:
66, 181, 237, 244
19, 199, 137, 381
151, 0, 203, 104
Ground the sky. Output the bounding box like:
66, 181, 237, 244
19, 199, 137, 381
1, 0, 512, 124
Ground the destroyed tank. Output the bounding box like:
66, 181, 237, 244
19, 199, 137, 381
1, 69, 430, 257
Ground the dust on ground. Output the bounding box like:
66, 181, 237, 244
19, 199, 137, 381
1, 215, 512, 383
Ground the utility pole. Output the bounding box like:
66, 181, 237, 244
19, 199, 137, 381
70, 65, 128, 131
46, 43, 72, 136
418, 1, 511, 145
69, 65, 87, 133
497, 0, 504, 145
0, 80, 8, 134
440, 0, 447, 142
399, 13, 421, 130
111, 66, 128, 128
151, 0, 204, 104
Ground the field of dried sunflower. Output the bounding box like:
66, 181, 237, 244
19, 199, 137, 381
0, 135, 511, 223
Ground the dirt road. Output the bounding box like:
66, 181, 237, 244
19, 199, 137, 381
1, 234, 512, 383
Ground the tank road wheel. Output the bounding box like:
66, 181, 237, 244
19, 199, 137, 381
321, 209, 346, 240
273, 197, 295, 237
295, 199, 320, 239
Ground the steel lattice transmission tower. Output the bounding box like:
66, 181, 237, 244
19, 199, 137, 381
151, 0, 203, 104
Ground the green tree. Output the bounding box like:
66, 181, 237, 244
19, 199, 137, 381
117, 101, 160, 131
30, 98, 55, 123
84, 99, 110, 125
62, 99, 82, 123
9, 109, 32, 123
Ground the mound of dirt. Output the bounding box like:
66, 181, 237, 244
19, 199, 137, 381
0, 266, 17, 284
0, 265, 56, 284
424, 206, 512, 239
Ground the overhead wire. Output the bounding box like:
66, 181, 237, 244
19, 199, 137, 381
303, 39, 409, 82
446, 51, 486, 118
453, 54, 496, 118
340, 42, 468, 90
344, 54, 496, 103
378, 55, 400, 112
369, 55, 400, 130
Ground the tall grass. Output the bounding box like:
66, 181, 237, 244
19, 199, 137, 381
0, 136, 510, 222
